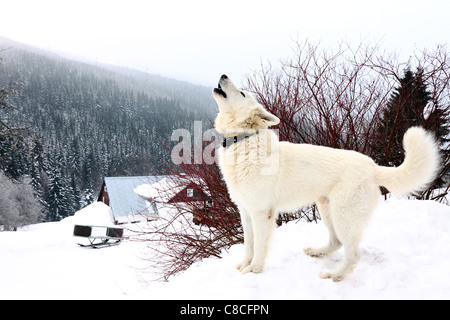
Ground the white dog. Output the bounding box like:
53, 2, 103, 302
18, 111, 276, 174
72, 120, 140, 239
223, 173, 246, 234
212, 74, 440, 281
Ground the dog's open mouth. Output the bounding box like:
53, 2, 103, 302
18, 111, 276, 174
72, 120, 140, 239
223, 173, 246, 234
214, 83, 227, 98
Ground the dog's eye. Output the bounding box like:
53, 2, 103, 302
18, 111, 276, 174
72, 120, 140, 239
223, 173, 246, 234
240, 91, 246, 98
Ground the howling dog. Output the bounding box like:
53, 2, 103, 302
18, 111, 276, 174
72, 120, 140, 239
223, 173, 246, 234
212, 74, 440, 281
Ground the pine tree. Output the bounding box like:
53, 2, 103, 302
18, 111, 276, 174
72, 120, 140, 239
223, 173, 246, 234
0, 80, 29, 179
44, 151, 72, 221
70, 173, 81, 212
372, 68, 449, 192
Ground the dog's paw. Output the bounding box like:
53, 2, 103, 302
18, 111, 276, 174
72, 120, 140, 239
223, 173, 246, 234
303, 247, 324, 257
241, 264, 264, 274
234, 260, 251, 272
319, 272, 344, 282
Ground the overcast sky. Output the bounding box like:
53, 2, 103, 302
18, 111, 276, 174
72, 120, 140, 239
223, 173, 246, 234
1, 0, 449, 86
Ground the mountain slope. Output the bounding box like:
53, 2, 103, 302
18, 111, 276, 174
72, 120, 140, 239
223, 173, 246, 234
0, 36, 215, 221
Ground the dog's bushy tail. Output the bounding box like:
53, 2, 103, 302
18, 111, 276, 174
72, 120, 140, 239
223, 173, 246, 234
375, 127, 441, 195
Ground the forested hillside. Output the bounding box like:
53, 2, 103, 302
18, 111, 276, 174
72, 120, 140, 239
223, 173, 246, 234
0, 37, 214, 222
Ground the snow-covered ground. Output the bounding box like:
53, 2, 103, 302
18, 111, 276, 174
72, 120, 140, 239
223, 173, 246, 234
0, 197, 449, 300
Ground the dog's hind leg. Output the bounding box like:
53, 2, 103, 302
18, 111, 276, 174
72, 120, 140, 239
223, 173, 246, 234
235, 208, 254, 271
320, 184, 379, 281
241, 209, 277, 274
304, 199, 342, 257
319, 236, 360, 282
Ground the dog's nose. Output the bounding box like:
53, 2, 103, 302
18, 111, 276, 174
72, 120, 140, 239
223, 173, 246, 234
221, 74, 228, 80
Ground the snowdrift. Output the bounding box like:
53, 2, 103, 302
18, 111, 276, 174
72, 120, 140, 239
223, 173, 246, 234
0, 197, 449, 299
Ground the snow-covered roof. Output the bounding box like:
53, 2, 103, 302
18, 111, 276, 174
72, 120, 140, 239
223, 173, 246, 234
101, 175, 208, 223
104, 176, 166, 219
134, 175, 209, 204
134, 177, 185, 203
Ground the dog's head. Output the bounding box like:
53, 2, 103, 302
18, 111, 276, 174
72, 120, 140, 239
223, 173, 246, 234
213, 74, 280, 135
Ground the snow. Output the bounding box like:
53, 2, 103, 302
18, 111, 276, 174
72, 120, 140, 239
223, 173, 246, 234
72, 201, 115, 227
423, 101, 435, 120
134, 178, 184, 203
0, 197, 449, 300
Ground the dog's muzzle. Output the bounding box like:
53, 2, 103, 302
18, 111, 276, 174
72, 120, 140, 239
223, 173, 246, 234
213, 74, 228, 98
213, 85, 227, 98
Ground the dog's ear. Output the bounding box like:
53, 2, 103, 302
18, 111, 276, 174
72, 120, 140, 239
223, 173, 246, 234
258, 109, 280, 127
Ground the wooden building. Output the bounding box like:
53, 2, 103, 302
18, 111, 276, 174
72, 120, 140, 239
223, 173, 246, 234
97, 175, 210, 224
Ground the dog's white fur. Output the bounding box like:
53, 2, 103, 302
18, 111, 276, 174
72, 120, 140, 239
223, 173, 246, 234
212, 75, 440, 281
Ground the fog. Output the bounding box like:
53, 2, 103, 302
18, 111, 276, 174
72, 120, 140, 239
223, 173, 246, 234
1, 0, 449, 86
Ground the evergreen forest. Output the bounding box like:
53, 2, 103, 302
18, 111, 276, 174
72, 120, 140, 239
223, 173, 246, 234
0, 37, 214, 223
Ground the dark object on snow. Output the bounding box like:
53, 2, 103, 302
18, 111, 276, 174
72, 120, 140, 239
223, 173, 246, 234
73, 224, 123, 248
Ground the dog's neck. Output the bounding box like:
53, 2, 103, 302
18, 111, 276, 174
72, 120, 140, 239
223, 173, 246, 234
222, 132, 257, 148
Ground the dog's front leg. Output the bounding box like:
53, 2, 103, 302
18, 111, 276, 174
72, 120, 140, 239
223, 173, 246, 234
235, 209, 254, 271
241, 211, 276, 274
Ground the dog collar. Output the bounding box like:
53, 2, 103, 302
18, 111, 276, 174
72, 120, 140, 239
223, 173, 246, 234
222, 132, 256, 148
